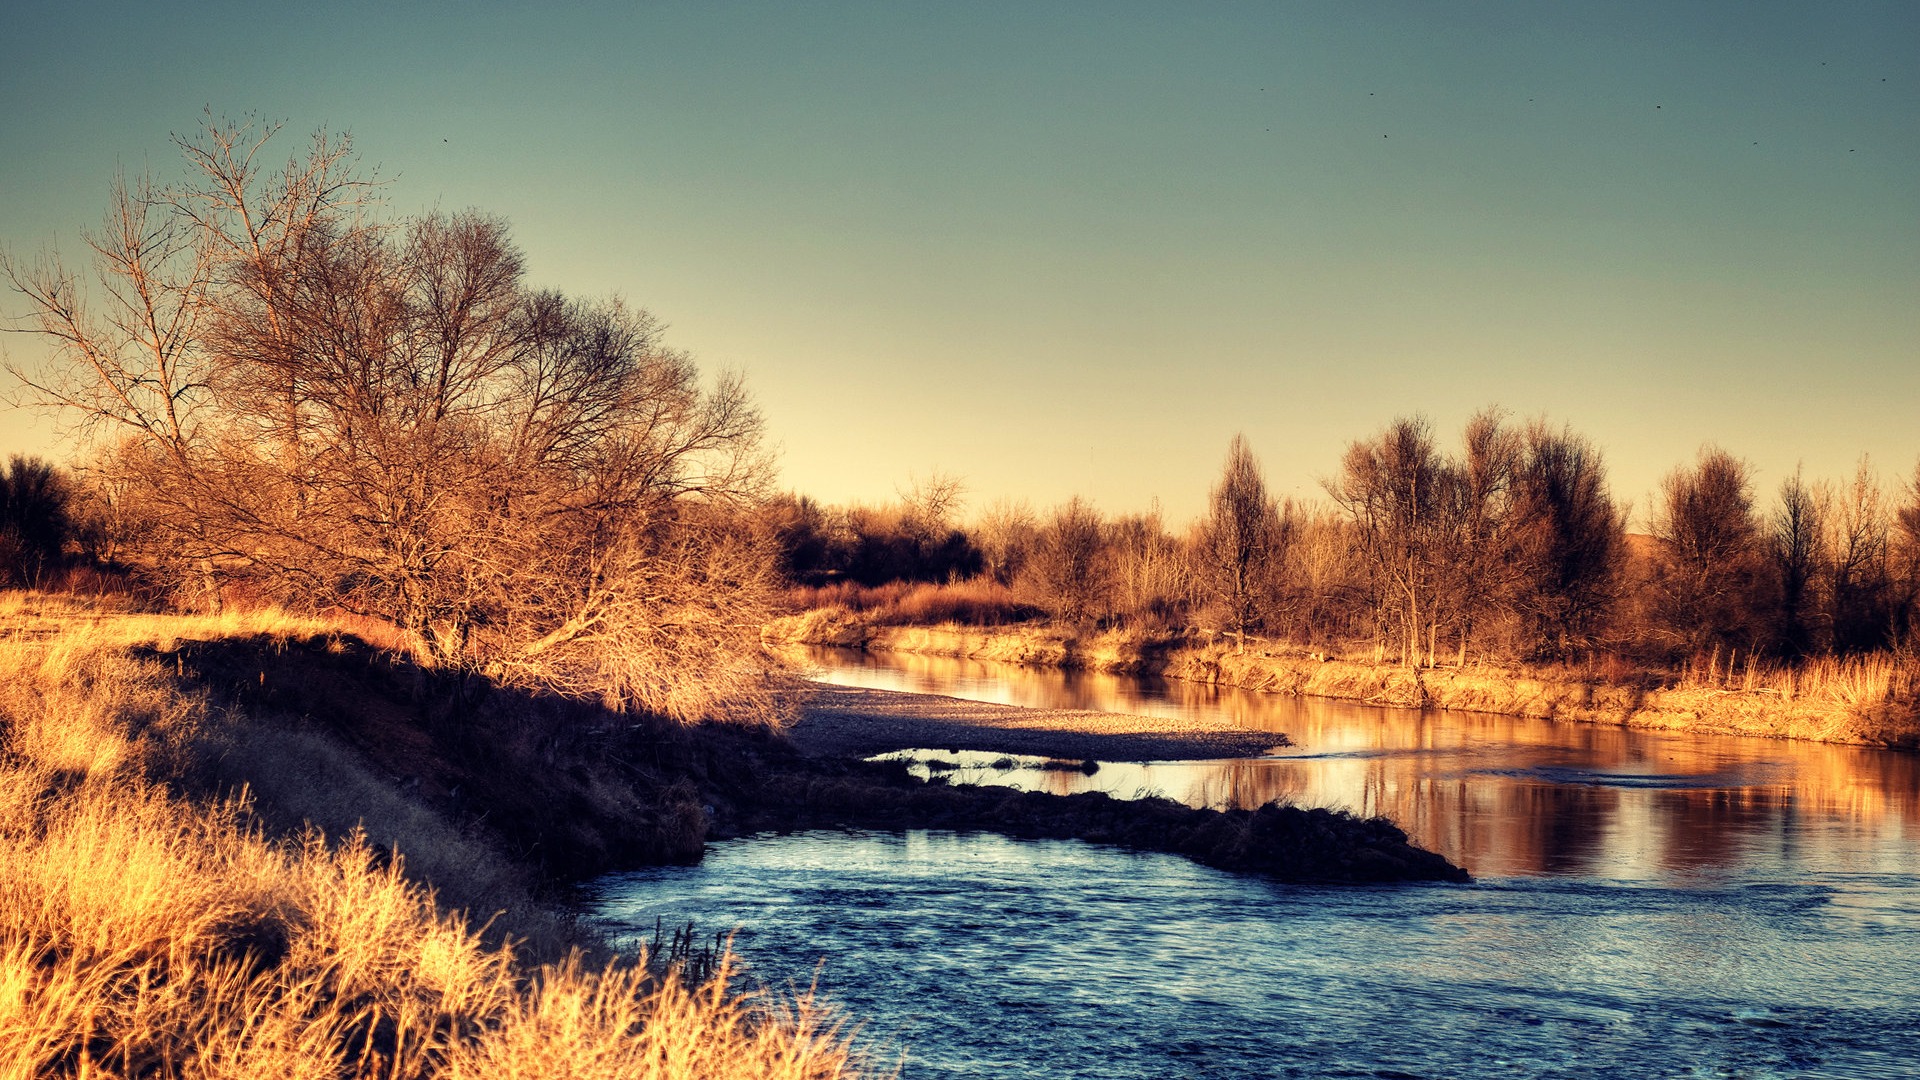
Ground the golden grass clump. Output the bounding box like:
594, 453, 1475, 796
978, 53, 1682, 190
0, 595, 875, 1079
1678, 647, 1920, 707
439, 954, 854, 1080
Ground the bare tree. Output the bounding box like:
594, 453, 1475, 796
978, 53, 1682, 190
1892, 462, 1920, 647
1822, 457, 1893, 653
1201, 435, 1288, 648
1770, 467, 1827, 657
1329, 416, 1445, 666
4, 173, 217, 461
1110, 500, 1189, 627
975, 498, 1038, 585
1505, 420, 1622, 659
1022, 497, 1107, 624
1326, 409, 1626, 665
1282, 505, 1362, 651
6, 116, 776, 721
898, 470, 966, 541
1434, 409, 1521, 664
1647, 446, 1766, 654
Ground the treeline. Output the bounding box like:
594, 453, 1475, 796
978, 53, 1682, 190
12, 119, 1913, 685
772, 411, 1920, 667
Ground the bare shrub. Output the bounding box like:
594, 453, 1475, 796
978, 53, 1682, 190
1020, 497, 1109, 624
1109, 502, 1191, 629
974, 497, 1038, 586
1647, 446, 1768, 654
783, 578, 1037, 627
1198, 435, 1289, 646
0, 456, 75, 588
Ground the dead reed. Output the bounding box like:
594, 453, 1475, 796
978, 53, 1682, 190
1677, 645, 1920, 706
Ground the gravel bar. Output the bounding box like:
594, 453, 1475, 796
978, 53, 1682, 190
790, 683, 1292, 762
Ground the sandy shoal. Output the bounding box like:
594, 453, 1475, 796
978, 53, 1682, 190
789, 683, 1290, 762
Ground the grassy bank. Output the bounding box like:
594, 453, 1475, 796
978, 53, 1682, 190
0, 594, 865, 1079
764, 611, 1920, 748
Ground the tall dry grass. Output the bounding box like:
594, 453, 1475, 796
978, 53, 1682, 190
0, 594, 876, 1079
783, 579, 1038, 627
1676, 646, 1920, 706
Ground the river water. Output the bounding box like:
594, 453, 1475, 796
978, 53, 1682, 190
589, 648, 1920, 1078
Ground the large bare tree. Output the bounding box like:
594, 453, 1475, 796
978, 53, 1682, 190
1329, 416, 1446, 666
5, 116, 775, 721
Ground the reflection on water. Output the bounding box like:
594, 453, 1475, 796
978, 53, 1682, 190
798, 646, 1920, 879
589, 650, 1920, 1078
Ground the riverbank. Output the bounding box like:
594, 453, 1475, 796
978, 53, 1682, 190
0, 595, 872, 1078
0, 595, 1467, 1075
764, 611, 1920, 748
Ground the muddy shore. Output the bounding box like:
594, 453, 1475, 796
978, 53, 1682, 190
790, 683, 1291, 762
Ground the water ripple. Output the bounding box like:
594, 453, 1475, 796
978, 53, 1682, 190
591, 831, 1920, 1079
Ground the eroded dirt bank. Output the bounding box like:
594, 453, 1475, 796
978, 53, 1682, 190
161, 631, 1467, 890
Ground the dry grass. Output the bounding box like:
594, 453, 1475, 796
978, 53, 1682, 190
763, 607, 874, 648
1677, 647, 1920, 707
783, 580, 1038, 628
0, 593, 877, 1079
0, 590, 430, 665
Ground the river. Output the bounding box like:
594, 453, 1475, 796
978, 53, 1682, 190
589, 647, 1920, 1078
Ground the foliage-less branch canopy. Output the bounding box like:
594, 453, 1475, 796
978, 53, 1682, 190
3, 115, 777, 721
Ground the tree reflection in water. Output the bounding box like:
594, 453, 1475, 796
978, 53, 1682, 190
820, 646, 1920, 879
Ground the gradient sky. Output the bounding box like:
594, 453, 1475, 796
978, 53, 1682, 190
3, 2, 1915, 524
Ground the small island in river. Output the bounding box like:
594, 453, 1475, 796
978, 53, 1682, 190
730, 680, 1470, 885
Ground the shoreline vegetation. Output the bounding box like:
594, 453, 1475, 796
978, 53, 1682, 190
765, 610, 1920, 749
753, 418, 1920, 760
1, 591, 1465, 1078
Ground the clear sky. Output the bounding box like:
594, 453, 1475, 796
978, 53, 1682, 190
3, 2, 1915, 524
